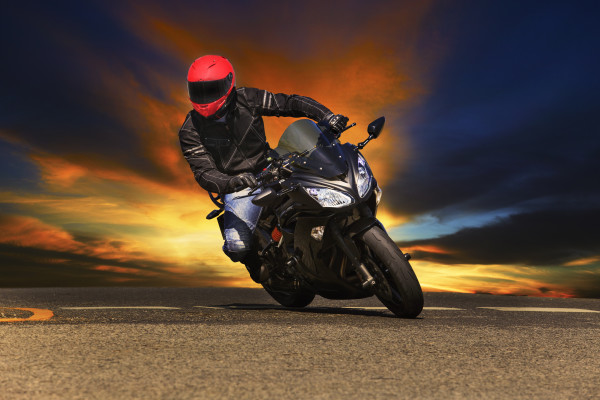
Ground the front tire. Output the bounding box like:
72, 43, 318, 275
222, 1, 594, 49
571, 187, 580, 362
360, 226, 424, 318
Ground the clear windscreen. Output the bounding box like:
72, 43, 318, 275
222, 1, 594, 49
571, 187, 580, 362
274, 119, 348, 178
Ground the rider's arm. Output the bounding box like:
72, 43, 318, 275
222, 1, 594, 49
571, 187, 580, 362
178, 113, 236, 194
243, 87, 333, 122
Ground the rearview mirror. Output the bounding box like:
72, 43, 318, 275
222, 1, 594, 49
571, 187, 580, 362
357, 116, 386, 149
367, 117, 385, 138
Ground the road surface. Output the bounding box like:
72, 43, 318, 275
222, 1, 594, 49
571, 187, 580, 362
1, 288, 599, 399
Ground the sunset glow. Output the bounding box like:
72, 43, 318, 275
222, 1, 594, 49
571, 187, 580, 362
2, 1, 598, 297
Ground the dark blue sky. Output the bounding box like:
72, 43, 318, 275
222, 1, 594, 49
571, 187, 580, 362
388, 1, 599, 226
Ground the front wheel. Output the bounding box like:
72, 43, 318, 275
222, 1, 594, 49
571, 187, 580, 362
360, 226, 424, 318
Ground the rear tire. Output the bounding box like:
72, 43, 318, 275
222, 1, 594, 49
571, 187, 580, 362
263, 286, 315, 308
360, 226, 423, 318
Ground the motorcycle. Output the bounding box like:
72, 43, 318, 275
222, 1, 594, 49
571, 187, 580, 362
207, 117, 423, 318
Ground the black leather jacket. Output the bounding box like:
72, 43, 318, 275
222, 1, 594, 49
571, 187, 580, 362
179, 87, 332, 194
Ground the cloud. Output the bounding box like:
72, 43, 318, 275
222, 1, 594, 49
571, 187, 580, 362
0, 214, 82, 253
411, 259, 600, 298
109, 0, 442, 186
7, 0, 433, 191
566, 274, 600, 298
2, 1, 598, 296
0, 242, 231, 287
381, 1, 600, 220
411, 261, 575, 297
0, 213, 245, 287
1, 0, 443, 229
0, 1, 444, 289
398, 206, 600, 298
383, 94, 600, 222
564, 257, 600, 267
398, 208, 600, 267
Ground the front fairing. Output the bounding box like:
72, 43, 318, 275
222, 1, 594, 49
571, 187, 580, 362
279, 144, 377, 214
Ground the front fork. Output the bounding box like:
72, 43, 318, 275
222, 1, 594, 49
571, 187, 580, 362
328, 220, 376, 290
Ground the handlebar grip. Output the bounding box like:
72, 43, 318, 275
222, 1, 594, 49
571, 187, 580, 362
256, 169, 273, 183
244, 169, 274, 197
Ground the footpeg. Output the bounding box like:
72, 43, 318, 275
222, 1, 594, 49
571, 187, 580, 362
206, 209, 223, 219
284, 256, 298, 274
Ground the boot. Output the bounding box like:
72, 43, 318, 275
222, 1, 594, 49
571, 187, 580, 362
242, 252, 269, 283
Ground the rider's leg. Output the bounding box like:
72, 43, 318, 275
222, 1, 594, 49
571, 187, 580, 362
221, 188, 265, 282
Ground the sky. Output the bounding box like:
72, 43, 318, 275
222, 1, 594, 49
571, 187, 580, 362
1, 1, 599, 296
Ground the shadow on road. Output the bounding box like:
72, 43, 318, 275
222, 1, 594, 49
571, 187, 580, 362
217, 303, 419, 319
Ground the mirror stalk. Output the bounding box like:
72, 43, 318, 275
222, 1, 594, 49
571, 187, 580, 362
356, 136, 374, 150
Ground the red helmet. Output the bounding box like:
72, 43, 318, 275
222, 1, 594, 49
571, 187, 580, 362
187, 55, 235, 119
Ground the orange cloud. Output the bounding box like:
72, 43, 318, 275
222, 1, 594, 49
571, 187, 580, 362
412, 261, 576, 298
403, 245, 453, 255
109, 0, 441, 187
0, 213, 147, 264
0, 214, 81, 253
564, 257, 600, 267
94, 265, 147, 275
0, 2, 445, 289
8, 2, 586, 296
0, 212, 252, 287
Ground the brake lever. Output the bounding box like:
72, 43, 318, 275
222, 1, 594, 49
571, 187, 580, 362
342, 122, 356, 133
335, 122, 356, 139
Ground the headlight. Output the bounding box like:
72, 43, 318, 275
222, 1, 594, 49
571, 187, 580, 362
356, 153, 372, 198
305, 187, 354, 208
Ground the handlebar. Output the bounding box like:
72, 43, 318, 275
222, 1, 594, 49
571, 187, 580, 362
248, 120, 356, 193
247, 165, 278, 196
256, 168, 273, 183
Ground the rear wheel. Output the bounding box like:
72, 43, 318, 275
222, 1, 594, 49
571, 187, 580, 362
259, 250, 315, 308
360, 226, 423, 318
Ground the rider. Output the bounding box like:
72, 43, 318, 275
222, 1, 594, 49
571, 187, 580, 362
179, 55, 349, 283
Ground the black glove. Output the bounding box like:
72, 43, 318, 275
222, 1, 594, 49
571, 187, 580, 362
325, 113, 349, 135
228, 172, 258, 191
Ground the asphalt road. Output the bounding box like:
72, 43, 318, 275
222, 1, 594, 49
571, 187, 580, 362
1, 288, 599, 399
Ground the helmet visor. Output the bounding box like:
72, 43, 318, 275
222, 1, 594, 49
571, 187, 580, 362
188, 73, 233, 104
